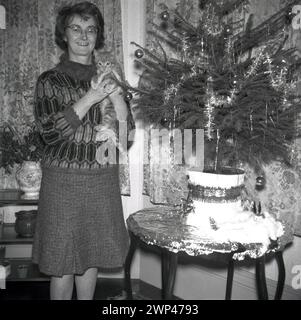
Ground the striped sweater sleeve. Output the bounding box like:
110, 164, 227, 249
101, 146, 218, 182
34, 71, 82, 145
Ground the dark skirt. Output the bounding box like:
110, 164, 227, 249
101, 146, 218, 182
32, 166, 129, 277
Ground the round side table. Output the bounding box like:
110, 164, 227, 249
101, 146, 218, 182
124, 206, 293, 300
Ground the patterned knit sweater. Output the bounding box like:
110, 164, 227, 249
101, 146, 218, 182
34, 59, 135, 170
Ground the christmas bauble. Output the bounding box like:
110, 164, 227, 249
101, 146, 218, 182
160, 21, 169, 30
134, 60, 142, 70
255, 175, 266, 191
124, 91, 133, 102
160, 10, 169, 21
199, 0, 207, 10
135, 49, 144, 59
285, 8, 294, 25
224, 25, 232, 36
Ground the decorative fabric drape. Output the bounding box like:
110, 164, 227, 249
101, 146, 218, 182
143, 0, 200, 206
143, 0, 301, 236
0, 0, 130, 194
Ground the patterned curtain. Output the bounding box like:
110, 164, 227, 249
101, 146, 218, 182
0, 0, 130, 194
143, 0, 200, 206
143, 0, 301, 236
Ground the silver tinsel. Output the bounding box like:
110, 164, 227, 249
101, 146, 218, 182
204, 76, 215, 140
245, 47, 265, 79
164, 83, 181, 103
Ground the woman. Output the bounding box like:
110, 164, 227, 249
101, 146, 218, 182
32, 2, 134, 300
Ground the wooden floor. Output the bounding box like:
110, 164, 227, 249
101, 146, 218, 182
0, 278, 132, 300
0, 278, 168, 300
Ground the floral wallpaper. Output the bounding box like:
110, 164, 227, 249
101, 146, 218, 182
244, 161, 301, 237
143, 0, 301, 236
0, 0, 130, 194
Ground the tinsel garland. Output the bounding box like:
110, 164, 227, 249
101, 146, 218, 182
204, 76, 215, 140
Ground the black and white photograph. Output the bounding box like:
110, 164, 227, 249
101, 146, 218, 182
0, 0, 301, 310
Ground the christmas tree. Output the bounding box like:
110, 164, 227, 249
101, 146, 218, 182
123, 0, 301, 173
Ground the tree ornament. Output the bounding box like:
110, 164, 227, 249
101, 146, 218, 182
224, 24, 232, 37
160, 21, 169, 30
199, 0, 207, 10
285, 7, 295, 25
124, 91, 133, 102
161, 117, 170, 127
134, 49, 144, 59
160, 10, 169, 21
133, 60, 142, 70
255, 176, 266, 191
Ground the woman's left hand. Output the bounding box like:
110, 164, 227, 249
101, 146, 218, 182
95, 125, 117, 143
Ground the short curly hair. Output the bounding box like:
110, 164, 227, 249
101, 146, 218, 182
55, 1, 105, 52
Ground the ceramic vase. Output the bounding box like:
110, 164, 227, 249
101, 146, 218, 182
16, 161, 42, 199
14, 210, 37, 238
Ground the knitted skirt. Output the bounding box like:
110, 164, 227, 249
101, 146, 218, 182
32, 165, 129, 277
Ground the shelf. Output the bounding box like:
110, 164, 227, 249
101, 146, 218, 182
0, 192, 46, 283
4, 258, 49, 281
0, 189, 39, 206
0, 224, 33, 244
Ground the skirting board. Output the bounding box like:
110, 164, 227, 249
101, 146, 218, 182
178, 266, 301, 300
139, 264, 301, 300
232, 267, 301, 300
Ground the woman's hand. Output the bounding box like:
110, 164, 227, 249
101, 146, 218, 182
90, 67, 128, 121
95, 124, 117, 143
88, 72, 116, 105
72, 73, 116, 120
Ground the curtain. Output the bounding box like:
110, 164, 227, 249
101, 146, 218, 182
0, 0, 130, 194
143, 0, 301, 236
143, 0, 201, 206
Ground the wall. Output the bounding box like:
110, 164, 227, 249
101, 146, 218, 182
117, 0, 147, 279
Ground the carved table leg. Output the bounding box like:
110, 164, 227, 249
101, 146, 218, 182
274, 251, 285, 300
255, 255, 269, 300
161, 249, 178, 300
124, 231, 138, 300
225, 258, 234, 300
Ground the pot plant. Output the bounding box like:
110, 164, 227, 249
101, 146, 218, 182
0, 122, 45, 198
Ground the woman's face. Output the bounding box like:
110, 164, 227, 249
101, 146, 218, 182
64, 14, 98, 64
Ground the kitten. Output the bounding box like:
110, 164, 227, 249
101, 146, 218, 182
92, 60, 118, 142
